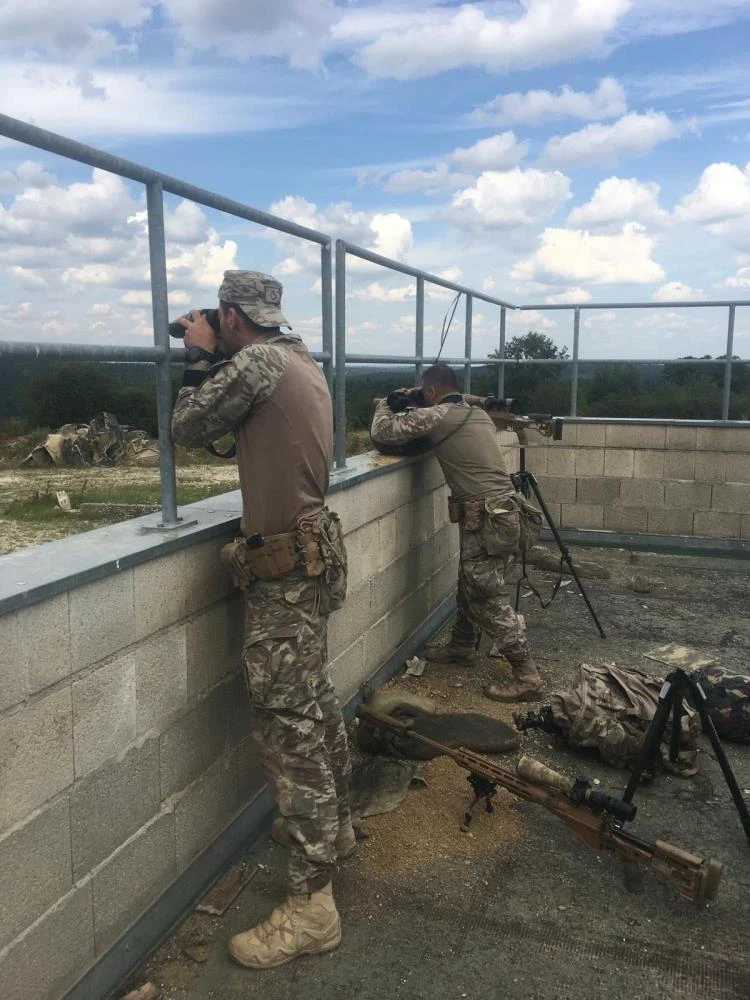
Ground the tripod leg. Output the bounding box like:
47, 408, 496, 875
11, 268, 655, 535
524, 472, 606, 639
687, 677, 750, 842
669, 695, 682, 764
622, 683, 674, 804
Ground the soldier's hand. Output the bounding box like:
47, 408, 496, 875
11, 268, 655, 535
179, 310, 217, 355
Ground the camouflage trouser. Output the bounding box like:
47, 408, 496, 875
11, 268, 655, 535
453, 526, 528, 654
242, 572, 352, 895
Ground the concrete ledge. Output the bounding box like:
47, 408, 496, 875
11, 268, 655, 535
545, 527, 750, 559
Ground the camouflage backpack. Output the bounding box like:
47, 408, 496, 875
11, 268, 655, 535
696, 666, 750, 743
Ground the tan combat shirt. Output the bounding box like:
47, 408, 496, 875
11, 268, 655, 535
172, 335, 332, 536
370, 394, 514, 501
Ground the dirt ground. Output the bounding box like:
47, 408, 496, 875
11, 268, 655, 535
121, 545, 750, 1000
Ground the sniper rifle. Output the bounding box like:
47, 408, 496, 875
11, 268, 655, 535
357, 704, 723, 907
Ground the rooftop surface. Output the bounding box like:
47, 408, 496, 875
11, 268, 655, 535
123, 545, 750, 1000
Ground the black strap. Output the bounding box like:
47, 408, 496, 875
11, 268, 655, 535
206, 439, 237, 460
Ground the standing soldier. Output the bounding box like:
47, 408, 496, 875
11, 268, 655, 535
172, 271, 353, 970
370, 363, 543, 702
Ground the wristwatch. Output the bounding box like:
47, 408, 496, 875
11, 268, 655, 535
185, 346, 216, 365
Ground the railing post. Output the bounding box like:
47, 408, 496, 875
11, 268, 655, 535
334, 240, 347, 469
321, 242, 333, 395
146, 180, 181, 528
415, 275, 425, 384
464, 293, 473, 393
498, 306, 506, 398
722, 304, 736, 421
570, 306, 581, 417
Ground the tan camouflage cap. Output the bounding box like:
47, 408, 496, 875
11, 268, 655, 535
217, 270, 290, 328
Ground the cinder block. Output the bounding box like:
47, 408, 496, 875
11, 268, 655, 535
694, 451, 728, 482
92, 812, 176, 955
546, 447, 577, 477
70, 737, 160, 880
69, 571, 135, 671
728, 454, 750, 482
0, 796, 72, 949
329, 636, 367, 704
186, 597, 243, 700
433, 485, 452, 530
663, 450, 696, 480
73, 653, 136, 778
332, 466, 415, 534
370, 551, 425, 625
363, 586, 430, 676
135, 625, 187, 738
174, 752, 238, 869
693, 511, 742, 539
711, 482, 750, 513
648, 510, 694, 535
0, 687, 73, 833
576, 478, 620, 506
605, 424, 666, 449
741, 514, 750, 540
574, 423, 606, 447
560, 504, 604, 529
0, 884, 94, 1000
696, 427, 749, 452
0, 593, 72, 709
574, 449, 605, 477
633, 450, 665, 480
664, 481, 712, 510
236, 735, 267, 805
414, 523, 458, 582
666, 426, 697, 450
603, 507, 649, 533
184, 537, 234, 616
617, 480, 665, 508
523, 445, 548, 475
535, 475, 576, 504
328, 582, 371, 661
134, 551, 187, 641
428, 553, 459, 607
603, 449, 635, 478
159, 685, 227, 799
344, 519, 380, 589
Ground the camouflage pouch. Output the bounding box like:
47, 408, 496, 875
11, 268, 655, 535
696, 666, 750, 743
462, 500, 483, 532
246, 532, 298, 580
296, 518, 327, 578
316, 508, 348, 615
511, 492, 544, 552
480, 496, 521, 555
220, 536, 256, 591
448, 497, 461, 524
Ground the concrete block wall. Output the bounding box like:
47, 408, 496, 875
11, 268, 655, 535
519, 421, 750, 540
0, 455, 457, 1000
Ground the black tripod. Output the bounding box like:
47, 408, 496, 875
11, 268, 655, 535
622, 667, 750, 842
512, 445, 606, 639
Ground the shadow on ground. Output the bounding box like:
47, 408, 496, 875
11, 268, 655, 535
125, 546, 750, 1000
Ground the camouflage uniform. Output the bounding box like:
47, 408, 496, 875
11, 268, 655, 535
172, 271, 351, 896
370, 396, 528, 656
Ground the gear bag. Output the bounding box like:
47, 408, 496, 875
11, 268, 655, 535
696, 665, 750, 743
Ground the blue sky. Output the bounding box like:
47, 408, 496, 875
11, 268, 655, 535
2, 0, 750, 362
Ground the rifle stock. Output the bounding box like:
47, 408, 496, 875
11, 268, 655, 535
357, 704, 723, 906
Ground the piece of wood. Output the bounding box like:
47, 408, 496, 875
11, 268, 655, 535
195, 862, 258, 916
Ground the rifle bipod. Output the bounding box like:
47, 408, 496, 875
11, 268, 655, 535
461, 774, 497, 832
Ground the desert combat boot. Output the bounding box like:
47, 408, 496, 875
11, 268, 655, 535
484, 650, 543, 702
229, 883, 341, 969
271, 817, 357, 859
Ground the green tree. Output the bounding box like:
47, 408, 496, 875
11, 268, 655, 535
484, 331, 570, 411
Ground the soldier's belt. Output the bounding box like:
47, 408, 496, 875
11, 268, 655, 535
448, 498, 485, 531
223, 516, 331, 585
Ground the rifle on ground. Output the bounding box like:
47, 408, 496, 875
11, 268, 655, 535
357, 704, 723, 906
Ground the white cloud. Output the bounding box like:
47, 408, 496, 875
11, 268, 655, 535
675, 162, 750, 225
471, 77, 626, 126
583, 310, 617, 329
0, 59, 313, 137
719, 266, 750, 288
163, 0, 337, 70
0, 0, 151, 59
447, 168, 571, 231
0, 160, 56, 192
635, 310, 688, 331
546, 287, 592, 304
652, 282, 705, 302
567, 177, 669, 231
506, 309, 557, 332
449, 132, 527, 172
9, 265, 47, 287
541, 111, 683, 167
511, 223, 664, 285
384, 163, 465, 194
338, 0, 631, 80
351, 281, 414, 303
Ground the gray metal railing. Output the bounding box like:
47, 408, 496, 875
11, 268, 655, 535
1, 114, 749, 514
